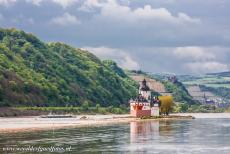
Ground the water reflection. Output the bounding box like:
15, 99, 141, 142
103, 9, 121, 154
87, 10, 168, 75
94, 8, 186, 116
0, 119, 230, 154
159, 120, 172, 133
130, 121, 159, 143
131, 120, 179, 142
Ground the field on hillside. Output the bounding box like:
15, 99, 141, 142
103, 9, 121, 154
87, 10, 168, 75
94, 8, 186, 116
129, 72, 196, 105
182, 76, 230, 88
179, 74, 230, 105
130, 75, 168, 94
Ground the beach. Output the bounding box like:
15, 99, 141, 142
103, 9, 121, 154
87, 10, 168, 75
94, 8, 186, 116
0, 115, 136, 133
0, 113, 229, 133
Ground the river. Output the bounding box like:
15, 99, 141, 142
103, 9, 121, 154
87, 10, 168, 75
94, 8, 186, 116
0, 114, 230, 154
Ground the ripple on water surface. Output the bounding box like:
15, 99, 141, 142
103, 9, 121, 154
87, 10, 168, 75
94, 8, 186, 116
0, 118, 230, 154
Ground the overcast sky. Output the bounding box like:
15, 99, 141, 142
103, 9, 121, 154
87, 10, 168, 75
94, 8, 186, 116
0, 0, 230, 74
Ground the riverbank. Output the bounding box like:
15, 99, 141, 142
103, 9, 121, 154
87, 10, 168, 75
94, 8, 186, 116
0, 114, 197, 133
1, 113, 229, 133
1, 107, 230, 117
0, 115, 131, 133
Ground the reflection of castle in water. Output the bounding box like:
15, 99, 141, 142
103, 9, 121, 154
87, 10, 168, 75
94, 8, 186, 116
130, 120, 174, 143
130, 121, 159, 143
159, 120, 174, 136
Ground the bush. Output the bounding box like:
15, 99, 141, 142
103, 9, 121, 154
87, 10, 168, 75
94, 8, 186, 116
97, 107, 107, 114
180, 103, 189, 112
81, 101, 90, 111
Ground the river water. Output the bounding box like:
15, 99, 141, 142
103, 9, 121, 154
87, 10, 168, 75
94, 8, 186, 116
0, 115, 230, 154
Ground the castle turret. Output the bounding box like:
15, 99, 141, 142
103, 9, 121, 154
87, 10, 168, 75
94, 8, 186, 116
139, 79, 151, 101
140, 79, 150, 91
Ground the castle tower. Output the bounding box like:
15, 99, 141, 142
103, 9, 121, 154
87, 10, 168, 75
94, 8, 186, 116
130, 79, 151, 117
139, 79, 151, 102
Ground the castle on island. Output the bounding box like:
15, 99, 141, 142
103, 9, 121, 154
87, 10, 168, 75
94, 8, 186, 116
129, 79, 161, 117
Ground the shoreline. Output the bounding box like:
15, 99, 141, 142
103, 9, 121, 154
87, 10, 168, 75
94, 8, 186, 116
0, 115, 134, 133
0, 113, 229, 133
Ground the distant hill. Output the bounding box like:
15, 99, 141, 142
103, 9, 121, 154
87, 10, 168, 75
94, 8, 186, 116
206, 71, 230, 77
0, 28, 138, 107
180, 72, 230, 105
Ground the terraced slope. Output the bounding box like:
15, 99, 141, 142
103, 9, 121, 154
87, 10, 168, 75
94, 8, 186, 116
131, 75, 171, 96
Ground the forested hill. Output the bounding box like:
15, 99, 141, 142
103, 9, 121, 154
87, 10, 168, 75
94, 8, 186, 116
0, 28, 138, 107
206, 71, 230, 77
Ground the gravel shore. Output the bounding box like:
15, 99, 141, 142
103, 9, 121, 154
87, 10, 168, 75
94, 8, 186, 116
0, 113, 229, 133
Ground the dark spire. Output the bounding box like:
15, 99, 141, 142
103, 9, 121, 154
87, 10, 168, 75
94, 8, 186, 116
140, 79, 150, 91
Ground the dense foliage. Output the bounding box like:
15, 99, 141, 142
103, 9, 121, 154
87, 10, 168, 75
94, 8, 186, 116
0, 28, 138, 107
163, 81, 197, 105
172, 103, 225, 113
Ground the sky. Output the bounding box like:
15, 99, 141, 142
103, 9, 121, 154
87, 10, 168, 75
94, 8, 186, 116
0, 0, 230, 75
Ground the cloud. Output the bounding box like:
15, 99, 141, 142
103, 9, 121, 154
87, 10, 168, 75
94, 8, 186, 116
185, 62, 229, 74
25, 0, 42, 6
51, 0, 77, 8
174, 46, 215, 61
127, 46, 230, 74
1, 0, 77, 7
25, 0, 78, 8
1, 0, 229, 74
0, 0, 16, 6
10, 14, 35, 25
75, 0, 203, 48
83, 46, 140, 70
50, 12, 80, 26
173, 46, 230, 74
132, 5, 200, 24
177, 13, 200, 24
79, 0, 103, 11
0, 14, 3, 20
81, 0, 200, 24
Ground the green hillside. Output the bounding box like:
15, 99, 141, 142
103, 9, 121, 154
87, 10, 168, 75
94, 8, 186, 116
163, 80, 197, 105
0, 28, 138, 107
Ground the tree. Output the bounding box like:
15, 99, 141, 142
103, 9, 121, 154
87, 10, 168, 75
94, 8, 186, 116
159, 96, 173, 115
